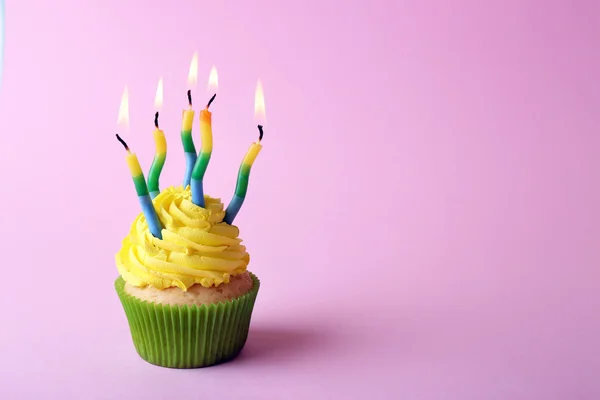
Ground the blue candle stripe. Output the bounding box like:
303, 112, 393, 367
149, 190, 160, 199
138, 195, 163, 239
182, 151, 197, 188
223, 195, 244, 225
190, 178, 205, 207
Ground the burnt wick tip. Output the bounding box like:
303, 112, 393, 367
257, 125, 264, 142
207, 93, 217, 109
116, 133, 129, 151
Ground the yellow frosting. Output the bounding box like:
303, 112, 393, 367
116, 186, 249, 291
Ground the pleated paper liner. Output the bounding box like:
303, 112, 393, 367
115, 272, 260, 368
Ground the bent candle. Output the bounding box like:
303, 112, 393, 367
148, 79, 167, 198
181, 53, 199, 188
223, 126, 263, 225
181, 90, 197, 188
116, 134, 163, 239
191, 93, 216, 207
148, 112, 167, 198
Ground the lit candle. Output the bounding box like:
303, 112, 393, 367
148, 78, 167, 198
223, 80, 265, 225
191, 66, 218, 207
181, 52, 198, 188
116, 88, 163, 239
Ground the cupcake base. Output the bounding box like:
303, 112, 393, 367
115, 272, 260, 368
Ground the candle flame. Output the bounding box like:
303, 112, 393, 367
188, 52, 198, 87
118, 86, 130, 128
154, 78, 163, 110
254, 80, 266, 124
208, 66, 218, 92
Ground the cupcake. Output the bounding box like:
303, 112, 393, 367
115, 186, 260, 368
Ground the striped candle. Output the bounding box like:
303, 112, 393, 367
182, 53, 198, 188
148, 79, 166, 198
116, 134, 163, 239
191, 67, 218, 207
191, 94, 216, 207
223, 126, 263, 225
181, 90, 197, 188
148, 112, 167, 198
224, 81, 266, 224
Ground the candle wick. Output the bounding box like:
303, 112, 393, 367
116, 133, 130, 151
187, 90, 193, 107
154, 112, 159, 128
257, 125, 264, 142
206, 93, 216, 109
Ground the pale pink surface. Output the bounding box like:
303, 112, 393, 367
0, 0, 599, 398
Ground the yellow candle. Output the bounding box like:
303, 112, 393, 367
153, 128, 167, 153
126, 152, 144, 181
182, 109, 194, 132
242, 142, 262, 166
183, 52, 198, 133
199, 109, 213, 153
199, 66, 217, 154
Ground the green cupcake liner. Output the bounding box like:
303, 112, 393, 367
115, 272, 260, 368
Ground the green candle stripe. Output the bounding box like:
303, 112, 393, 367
148, 153, 166, 194
181, 130, 196, 153
234, 164, 252, 198
191, 151, 212, 180
133, 174, 149, 197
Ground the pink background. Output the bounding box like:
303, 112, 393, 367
0, 0, 599, 398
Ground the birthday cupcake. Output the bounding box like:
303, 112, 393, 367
114, 75, 265, 368
115, 186, 260, 369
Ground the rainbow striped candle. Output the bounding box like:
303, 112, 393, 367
191, 100, 217, 207
148, 112, 167, 198
181, 91, 197, 188
223, 126, 263, 225
182, 53, 198, 188
116, 134, 163, 239
191, 67, 218, 207
148, 79, 167, 198
224, 81, 266, 224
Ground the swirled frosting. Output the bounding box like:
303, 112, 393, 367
116, 186, 249, 290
